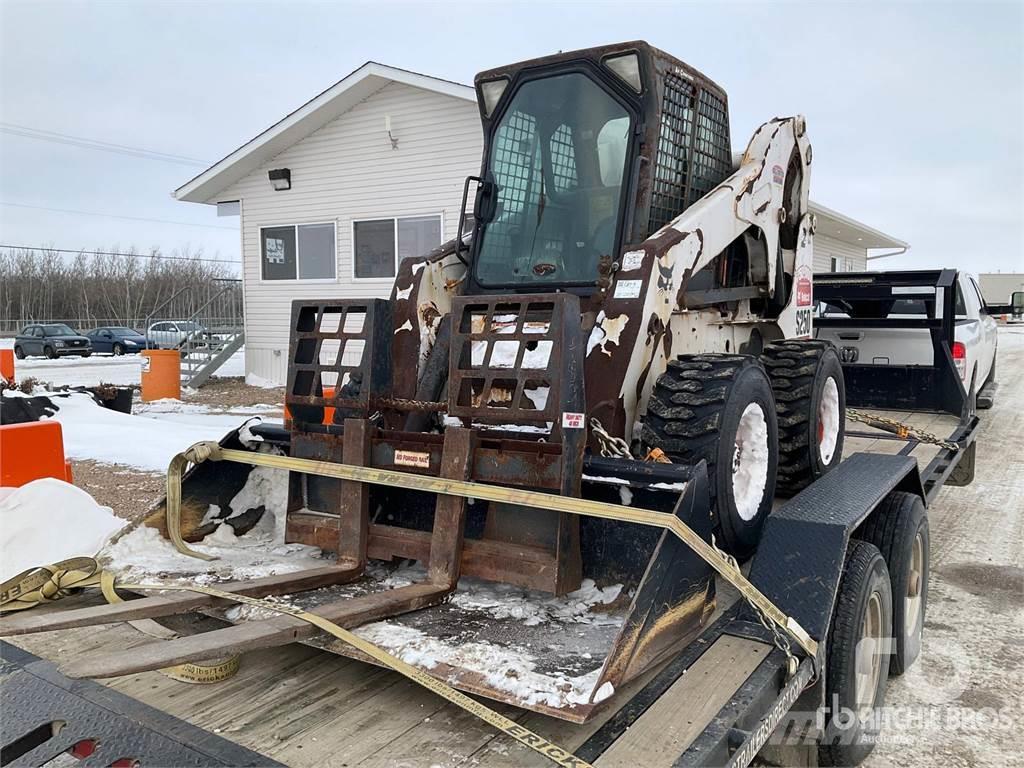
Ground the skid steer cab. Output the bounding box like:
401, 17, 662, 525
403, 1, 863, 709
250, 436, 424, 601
114, 42, 845, 723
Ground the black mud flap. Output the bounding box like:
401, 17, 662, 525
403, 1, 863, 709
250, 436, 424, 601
0, 642, 280, 767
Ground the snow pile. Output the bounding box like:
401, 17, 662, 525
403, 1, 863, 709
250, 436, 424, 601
0, 479, 126, 580
354, 621, 615, 708
245, 372, 280, 389
41, 392, 263, 472
102, 459, 320, 584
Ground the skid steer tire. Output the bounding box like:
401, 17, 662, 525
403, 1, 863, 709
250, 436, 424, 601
819, 540, 892, 767
641, 354, 778, 559
855, 491, 928, 676
761, 340, 845, 496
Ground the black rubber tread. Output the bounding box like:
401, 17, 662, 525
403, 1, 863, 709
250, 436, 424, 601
819, 539, 892, 767
642, 354, 754, 496
641, 353, 777, 558
855, 491, 928, 675
13, 345, 24, 359
761, 339, 844, 495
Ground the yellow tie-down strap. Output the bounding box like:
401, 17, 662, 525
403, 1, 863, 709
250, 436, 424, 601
168, 442, 818, 660
1, 560, 593, 768
0, 559, 238, 685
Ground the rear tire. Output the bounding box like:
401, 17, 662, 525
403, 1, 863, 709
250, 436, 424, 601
761, 340, 845, 495
14, 345, 24, 360
641, 354, 778, 559
855, 491, 928, 675
819, 540, 892, 767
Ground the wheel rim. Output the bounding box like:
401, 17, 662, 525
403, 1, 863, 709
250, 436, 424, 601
818, 376, 840, 465
905, 531, 924, 638
732, 403, 769, 522
855, 590, 884, 722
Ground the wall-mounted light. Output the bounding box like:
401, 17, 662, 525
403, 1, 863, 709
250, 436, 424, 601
385, 115, 399, 150
268, 168, 291, 191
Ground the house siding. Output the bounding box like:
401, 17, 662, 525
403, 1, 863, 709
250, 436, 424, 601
813, 234, 867, 273
216, 82, 483, 384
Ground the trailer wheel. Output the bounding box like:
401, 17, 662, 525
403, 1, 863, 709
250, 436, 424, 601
820, 540, 892, 767
855, 491, 928, 675
761, 340, 845, 495
641, 354, 778, 559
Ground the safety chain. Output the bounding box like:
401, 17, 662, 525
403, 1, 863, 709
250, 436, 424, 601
589, 418, 633, 459
846, 408, 959, 451
709, 535, 803, 681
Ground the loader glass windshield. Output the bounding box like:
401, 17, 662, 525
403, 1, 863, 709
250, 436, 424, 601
475, 72, 632, 287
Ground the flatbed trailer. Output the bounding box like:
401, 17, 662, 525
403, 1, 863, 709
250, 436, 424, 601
2, 273, 982, 767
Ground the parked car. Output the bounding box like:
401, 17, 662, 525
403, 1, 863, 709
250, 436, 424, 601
146, 320, 210, 349
13, 323, 92, 359
815, 269, 999, 407
85, 326, 148, 355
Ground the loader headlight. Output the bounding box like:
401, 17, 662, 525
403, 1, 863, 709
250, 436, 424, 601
479, 77, 509, 117
602, 52, 642, 93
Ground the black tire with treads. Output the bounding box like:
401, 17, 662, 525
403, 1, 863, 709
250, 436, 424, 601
761, 339, 845, 495
855, 491, 929, 675
640, 354, 778, 559
820, 540, 892, 767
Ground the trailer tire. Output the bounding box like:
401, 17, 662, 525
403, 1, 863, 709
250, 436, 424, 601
641, 354, 778, 559
761, 340, 845, 495
855, 491, 928, 675
820, 540, 892, 767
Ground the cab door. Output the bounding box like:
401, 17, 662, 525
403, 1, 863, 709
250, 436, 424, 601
968, 276, 997, 385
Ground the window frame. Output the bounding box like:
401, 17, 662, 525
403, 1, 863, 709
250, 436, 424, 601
350, 212, 445, 282
258, 221, 338, 284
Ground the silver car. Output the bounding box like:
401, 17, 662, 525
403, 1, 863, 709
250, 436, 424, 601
146, 321, 209, 349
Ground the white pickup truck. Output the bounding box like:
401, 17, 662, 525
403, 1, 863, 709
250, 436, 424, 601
814, 269, 999, 411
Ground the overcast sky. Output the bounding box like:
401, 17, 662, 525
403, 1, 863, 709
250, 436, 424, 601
1, 1, 1021, 274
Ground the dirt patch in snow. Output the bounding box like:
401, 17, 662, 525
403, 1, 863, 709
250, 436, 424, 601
71, 459, 164, 524
181, 377, 284, 409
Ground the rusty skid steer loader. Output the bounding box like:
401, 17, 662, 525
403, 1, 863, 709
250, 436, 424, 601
3, 42, 844, 725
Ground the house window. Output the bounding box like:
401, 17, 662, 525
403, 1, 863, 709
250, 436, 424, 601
261, 223, 336, 280
353, 214, 442, 279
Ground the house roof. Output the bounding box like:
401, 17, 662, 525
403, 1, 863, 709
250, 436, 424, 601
809, 200, 907, 251
174, 62, 476, 204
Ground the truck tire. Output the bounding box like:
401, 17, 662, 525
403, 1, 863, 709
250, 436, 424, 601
855, 491, 928, 675
819, 540, 892, 767
641, 354, 778, 559
761, 340, 845, 495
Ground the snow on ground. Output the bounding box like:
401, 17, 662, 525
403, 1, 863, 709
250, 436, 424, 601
0, 479, 127, 580
7, 347, 247, 388
37, 391, 277, 472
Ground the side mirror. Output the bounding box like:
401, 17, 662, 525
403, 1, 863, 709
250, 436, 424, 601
473, 178, 498, 224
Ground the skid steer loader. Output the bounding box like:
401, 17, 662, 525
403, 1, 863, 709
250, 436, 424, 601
2, 42, 847, 723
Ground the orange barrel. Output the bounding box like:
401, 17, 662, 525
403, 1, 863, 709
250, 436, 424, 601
141, 349, 181, 402
0, 421, 69, 486
0, 348, 13, 383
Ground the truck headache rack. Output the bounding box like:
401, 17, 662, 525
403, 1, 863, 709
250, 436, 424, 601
815, 269, 970, 417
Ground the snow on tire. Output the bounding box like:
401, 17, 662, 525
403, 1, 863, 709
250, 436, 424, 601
761, 339, 846, 496
641, 354, 778, 559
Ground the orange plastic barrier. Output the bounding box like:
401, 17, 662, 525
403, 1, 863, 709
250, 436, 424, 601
0, 348, 13, 382
141, 349, 181, 402
283, 387, 335, 427
0, 421, 73, 487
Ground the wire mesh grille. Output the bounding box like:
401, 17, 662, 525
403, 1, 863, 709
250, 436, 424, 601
550, 124, 578, 192
689, 88, 732, 207
647, 72, 696, 235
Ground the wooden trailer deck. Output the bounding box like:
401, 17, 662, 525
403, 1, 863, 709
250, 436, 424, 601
2, 409, 964, 767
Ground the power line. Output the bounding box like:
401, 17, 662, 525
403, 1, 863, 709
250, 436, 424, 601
0, 201, 237, 230
0, 122, 211, 167
0, 244, 239, 266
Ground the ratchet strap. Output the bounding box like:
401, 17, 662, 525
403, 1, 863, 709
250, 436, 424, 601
0, 560, 593, 768
0, 559, 239, 685
168, 442, 819, 660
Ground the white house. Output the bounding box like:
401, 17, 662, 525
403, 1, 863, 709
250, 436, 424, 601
175, 61, 907, 386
